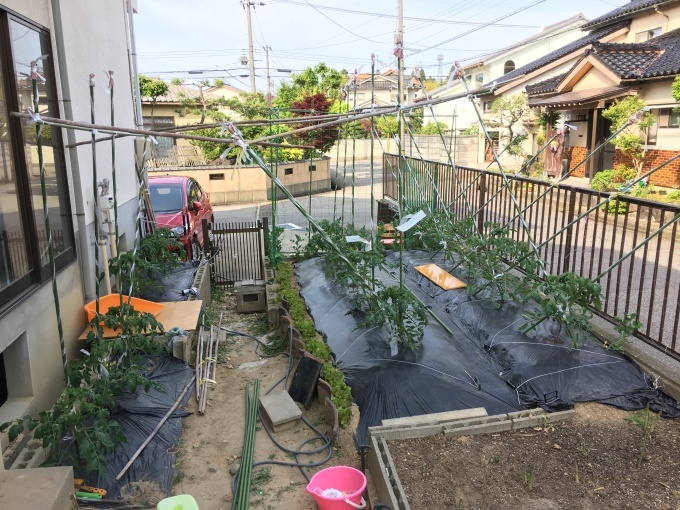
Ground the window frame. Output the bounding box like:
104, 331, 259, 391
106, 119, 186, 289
0, 9, 75, 312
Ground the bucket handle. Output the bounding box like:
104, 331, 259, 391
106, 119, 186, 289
345, 497, 366, 509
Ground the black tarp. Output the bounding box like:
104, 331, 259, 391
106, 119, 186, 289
138, 261, 200, 302
295, 251, 680, 443
60, 356, 194, 498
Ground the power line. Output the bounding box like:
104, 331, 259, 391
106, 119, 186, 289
408, 0, 546, 56
269, 0, 539, 28
299, 0, 386, 44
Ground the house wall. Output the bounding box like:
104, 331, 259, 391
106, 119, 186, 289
614, 149, 680, 188
615, 4, 680, 43
148, 158, 332, 204
141, 103, 202, 148
0, 0, 140, 435
571, 66, 613, 91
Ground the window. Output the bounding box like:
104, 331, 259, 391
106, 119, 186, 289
209, 173, 224, 181
647, 110, 658, 145
503, 60, 516, 74
635, 27, 662, 42
0, 11, 74, 310
308, 165, 317, 172
142, 116, 175, 152
659, 108, 680, 128
483, 101, 494, 113
475, 74, 484, 88
188, 179, 202, 203
284, 167, 293, 175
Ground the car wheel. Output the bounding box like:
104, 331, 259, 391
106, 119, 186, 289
191, 237, 202, 263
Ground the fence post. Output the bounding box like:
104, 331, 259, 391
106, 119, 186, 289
202, 219, 211, 259
257, 220, 265, 280
262, 216, 269, 259
477, 172, 486, 234
562, 189, 577, 274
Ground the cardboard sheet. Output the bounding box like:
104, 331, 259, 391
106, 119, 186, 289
414, 264, 467, 290
79, 300, 203, 340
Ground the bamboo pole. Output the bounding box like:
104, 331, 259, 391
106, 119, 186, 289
195, 325, 204, 403
115, 375, 195, 481
211, 313, 223, 389
199, 324, 215, 414
10, 112, 313, 150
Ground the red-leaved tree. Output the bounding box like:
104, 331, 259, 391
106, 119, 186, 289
290, 92, 336, 157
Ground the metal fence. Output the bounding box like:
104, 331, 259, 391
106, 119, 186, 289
203, 219, 265, 287
384, 153, 680, 358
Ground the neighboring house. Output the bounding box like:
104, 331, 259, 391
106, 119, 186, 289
417, 14, 589, 147
346, 69, 422, 109
476, 0, 680, 183
0, 1, 141, 435
525, 0, 680, 186
141, 82, 243, 154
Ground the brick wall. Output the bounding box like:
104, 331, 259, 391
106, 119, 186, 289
565, 146, 587, 178
613, 149, 680, 188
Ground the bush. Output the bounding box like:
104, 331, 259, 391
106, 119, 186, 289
275, 261, 353, 426
591, 165, 635, 192
667, 190, 680, 202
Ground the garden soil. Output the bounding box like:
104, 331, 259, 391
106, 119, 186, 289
389, 402, 680, 510
168, 291, 362, 510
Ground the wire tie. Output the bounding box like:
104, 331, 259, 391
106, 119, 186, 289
149, 136, 159, 145
27, 109, 42, 125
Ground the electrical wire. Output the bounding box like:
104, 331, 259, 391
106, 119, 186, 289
408, 0, 547, 56
226, 324, 333, 495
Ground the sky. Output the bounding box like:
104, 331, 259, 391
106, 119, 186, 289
133, 0, 630, 92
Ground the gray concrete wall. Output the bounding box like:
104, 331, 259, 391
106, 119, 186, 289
328, 135, 478, 166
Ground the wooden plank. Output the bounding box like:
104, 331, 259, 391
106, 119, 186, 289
415, 264, 467, 290
79, 300, 203, 340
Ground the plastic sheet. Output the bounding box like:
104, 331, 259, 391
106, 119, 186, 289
295, 258, 524, 444
138, 261, 199, 302
295, 251, 680, 443
61, 356, 194, 498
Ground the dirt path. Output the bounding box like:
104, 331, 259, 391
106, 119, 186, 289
171, 291, 359, 510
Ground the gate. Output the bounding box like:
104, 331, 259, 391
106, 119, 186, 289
202, 219, 265, 287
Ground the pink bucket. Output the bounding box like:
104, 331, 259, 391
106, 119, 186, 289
306, 466, 367, 510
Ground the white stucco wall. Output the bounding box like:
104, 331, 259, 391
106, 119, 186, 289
0, 0, 140, 429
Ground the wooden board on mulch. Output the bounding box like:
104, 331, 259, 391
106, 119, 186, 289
388, 403, 680, 510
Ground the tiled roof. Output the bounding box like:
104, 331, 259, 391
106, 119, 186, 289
525, 73, 567, 95
582, 0, 676, 30
493, 22, 628, 87
590, 28, 680, 79
592, 42, 661, 78
527, 85, 635, 108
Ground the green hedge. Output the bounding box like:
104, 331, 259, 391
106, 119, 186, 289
275, 262, 352, 426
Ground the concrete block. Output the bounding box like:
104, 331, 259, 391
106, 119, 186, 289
381, 407, 487, 427
259, 390, 301, 433
235, 281, 266, 313
444, 420, 513, 436
370, 424, 445, 441
172, 335, 191, 362
0, 466, 74, 510
511, 410, 575, 430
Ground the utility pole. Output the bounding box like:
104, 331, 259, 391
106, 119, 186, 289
242, 0, 256, 92
264, 45, 272, 106
397, 0, 405, 157
437, 54, 443, 83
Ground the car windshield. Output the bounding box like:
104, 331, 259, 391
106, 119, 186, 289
149, 184, 183, 212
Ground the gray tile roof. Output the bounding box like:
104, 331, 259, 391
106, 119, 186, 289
525, 73, 567, 95
582, 0, 677, 30
590, 28, 680, 79
493, 22, 628, 87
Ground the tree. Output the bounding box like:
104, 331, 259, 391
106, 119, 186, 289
175, 80, 229, 124
672, 76, 680, 107
274, 63, 346, 109
490, 93, 529, 161
139, 75, 168, 121
290, 92, 336, 157
419, 121, 447, 135
602, 96, 655, 178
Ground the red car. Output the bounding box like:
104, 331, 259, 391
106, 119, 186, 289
148, 175, 214, 262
